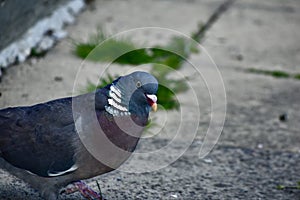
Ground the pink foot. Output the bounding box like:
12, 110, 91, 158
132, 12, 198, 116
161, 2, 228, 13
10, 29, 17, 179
62, 180, 105, 200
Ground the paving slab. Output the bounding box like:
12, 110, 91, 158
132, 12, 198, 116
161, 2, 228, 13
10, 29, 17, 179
0, 0, 299, 199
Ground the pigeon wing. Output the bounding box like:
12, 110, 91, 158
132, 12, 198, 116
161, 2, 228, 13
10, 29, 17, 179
0, 89, 108, 177
0, 97, 78, 177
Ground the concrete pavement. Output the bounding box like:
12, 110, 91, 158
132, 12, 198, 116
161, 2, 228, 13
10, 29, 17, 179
0, 0, 299, 199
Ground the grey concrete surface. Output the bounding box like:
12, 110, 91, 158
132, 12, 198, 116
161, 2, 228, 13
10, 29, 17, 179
0, 0, 299, 199
1, 139, 300, 199
0, 0, 84, 70
0, 0, 69, 51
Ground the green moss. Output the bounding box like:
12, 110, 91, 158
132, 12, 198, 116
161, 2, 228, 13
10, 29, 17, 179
294, 74, 300, 80
30, 48, 47, 57
276, 181, 300, 190
247, 68, 290, 78
247, 68, 300, 81
269, 71, 290, 78
277, 185, 285, 190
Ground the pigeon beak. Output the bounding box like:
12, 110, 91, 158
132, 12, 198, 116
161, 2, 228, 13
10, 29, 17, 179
151, 103, 157, 112
146, 94, 158, 112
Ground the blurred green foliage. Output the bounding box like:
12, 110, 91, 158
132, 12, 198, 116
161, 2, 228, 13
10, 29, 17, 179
294, 74, 300, 80
247, 68, 300, 81
74, 28, 199, 110
247, 68, 290, 78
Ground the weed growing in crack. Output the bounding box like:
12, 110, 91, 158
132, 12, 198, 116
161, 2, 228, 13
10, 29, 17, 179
74, 29, 200, 110
247, 68, 300, 81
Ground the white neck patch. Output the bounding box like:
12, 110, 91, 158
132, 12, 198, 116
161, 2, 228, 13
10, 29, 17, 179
105, 85, 131, 116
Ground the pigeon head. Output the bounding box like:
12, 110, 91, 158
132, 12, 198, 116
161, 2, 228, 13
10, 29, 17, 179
105, 71, 158, 117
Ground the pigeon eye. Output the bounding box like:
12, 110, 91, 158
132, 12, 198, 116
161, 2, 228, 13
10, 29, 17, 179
136, 81, 142, 88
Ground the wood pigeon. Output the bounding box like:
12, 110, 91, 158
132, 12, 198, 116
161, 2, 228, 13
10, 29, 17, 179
0, 71, 158, 200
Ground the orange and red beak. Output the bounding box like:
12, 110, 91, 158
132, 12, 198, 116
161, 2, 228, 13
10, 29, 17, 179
146, 94, 157, 112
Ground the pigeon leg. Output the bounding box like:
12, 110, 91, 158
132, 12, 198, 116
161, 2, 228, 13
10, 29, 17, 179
61, 180, 105, 200
61, 185, 80, 195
